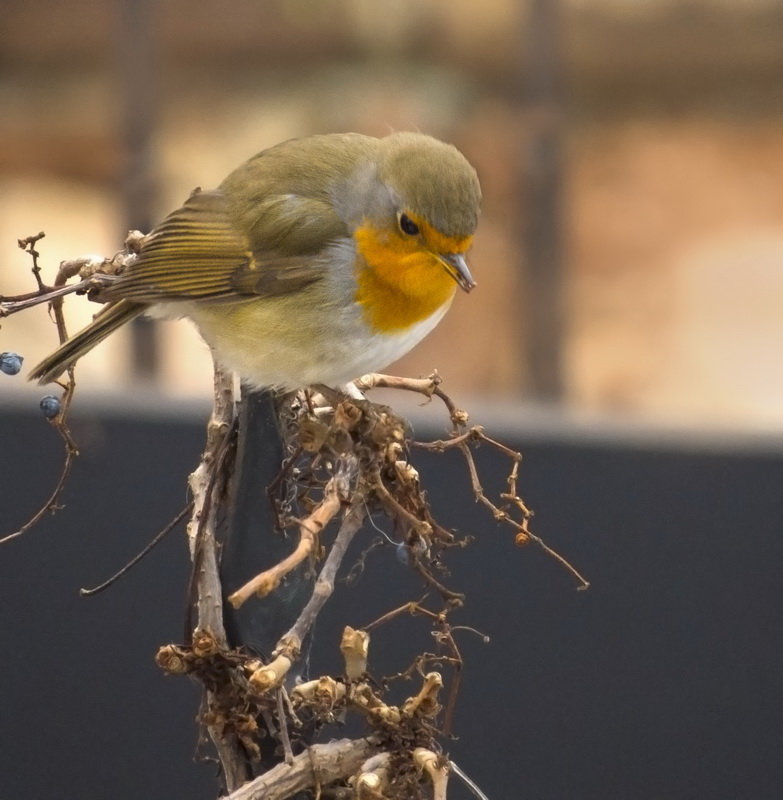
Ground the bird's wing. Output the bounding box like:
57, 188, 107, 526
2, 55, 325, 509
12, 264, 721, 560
108, 189, 347, 304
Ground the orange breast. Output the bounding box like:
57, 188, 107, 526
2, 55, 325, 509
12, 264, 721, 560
353, 222, 470, 333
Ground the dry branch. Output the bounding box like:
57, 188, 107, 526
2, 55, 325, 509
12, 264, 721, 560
228, 469, 346, 607
223, 737, 381, 800
188, 366, 235, 641
248, 489, 366, 693
2, 232, 586, 798
185, 365, 247, 790
0, 234, 80, 545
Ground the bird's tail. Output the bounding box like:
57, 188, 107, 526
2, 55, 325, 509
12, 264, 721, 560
29, 299, 145, 384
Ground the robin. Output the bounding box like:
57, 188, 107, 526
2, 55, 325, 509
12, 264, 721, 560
30, 131, 481, 391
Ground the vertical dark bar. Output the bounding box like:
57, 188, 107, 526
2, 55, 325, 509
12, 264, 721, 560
218, 389, 314, 790
522, 0, 565, 400
118, 0, 159, 381
220, 391, 313, 661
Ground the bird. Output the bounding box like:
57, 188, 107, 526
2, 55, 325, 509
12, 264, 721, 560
29, 131, 481, 392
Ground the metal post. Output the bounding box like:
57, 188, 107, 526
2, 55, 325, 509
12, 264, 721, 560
522, 0, 566, 401
118, 0, 160, 381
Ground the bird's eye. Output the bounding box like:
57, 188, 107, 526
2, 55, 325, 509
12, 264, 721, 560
399, 213, 420, 236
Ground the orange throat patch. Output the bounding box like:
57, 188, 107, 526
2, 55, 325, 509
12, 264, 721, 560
353, 222, 472, 333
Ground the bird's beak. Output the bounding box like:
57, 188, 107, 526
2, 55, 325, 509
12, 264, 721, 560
439, 252, 476, 293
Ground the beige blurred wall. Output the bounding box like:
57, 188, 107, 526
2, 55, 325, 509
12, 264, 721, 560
2, 0, 782, 430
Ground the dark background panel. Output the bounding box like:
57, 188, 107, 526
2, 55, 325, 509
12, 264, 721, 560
0, 407, 781, 799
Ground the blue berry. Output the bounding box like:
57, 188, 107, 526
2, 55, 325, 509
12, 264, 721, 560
0, 352, 23, 376
39, 395, 61, 419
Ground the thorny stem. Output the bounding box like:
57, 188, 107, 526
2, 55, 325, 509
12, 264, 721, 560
455, 437, 589, 588
359, 372, 587, 588
1, 233, 153, 546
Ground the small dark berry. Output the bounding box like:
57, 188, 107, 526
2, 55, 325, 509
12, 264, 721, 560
39, 395, 61, 420
0, 352, 24, 376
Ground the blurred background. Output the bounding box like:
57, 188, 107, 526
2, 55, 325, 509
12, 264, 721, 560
2, 2, 783, 800
3, 0, 782, 430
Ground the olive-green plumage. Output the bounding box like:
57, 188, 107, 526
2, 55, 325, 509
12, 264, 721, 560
30, 131, 481, 389
376, 133, 480, 237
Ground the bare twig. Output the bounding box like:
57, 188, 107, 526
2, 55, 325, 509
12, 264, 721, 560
17, 232, 46, 290
354, 372, 441, 399
0, 405, 77, 545
412, 425, 485, 453
370, 470, 432, 537
1, 230, 144, 317
354, 370, 469, 427
228, 471, 346, 607
275, 688, 294, 765
80, 503, 193, 596
249, 492, 366, 693
284, 494, 365, 650
187, 365, 236, 641
411, 559, 465, 605
1, 275, 105, 317
185, 364, 247, 790
363, 600, 441, 633
413, 421, 590, 591
1, 237, 81, 546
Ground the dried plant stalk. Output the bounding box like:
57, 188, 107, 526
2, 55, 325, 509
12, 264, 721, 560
2, 234, 588, 799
